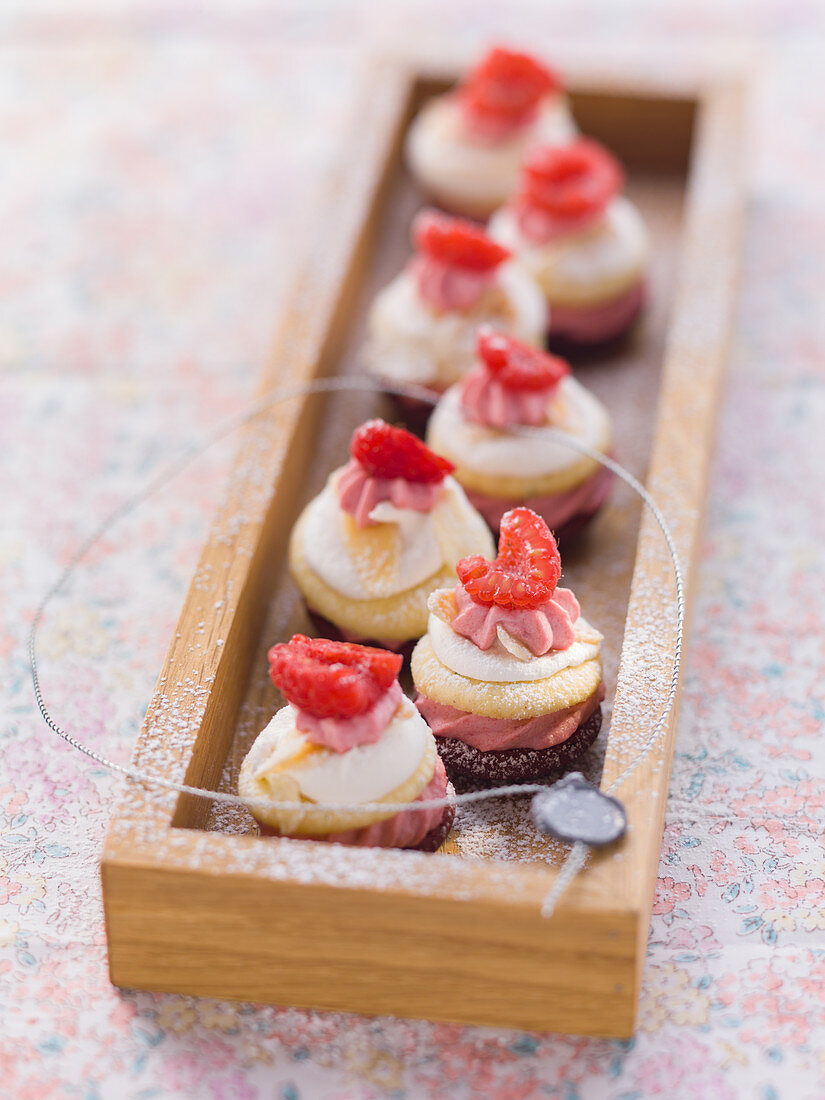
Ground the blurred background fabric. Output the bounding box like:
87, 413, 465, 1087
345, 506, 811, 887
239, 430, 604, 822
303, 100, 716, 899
3, 2, 825, 1097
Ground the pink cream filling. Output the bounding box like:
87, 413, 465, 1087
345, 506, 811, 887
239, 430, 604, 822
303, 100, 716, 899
466, 462, 614, 533
416, 683, 605, 751
450, 582, 579, 655
410, 255, 498, 313
320, 755, 449, 848
458, 367, 553, 428
515, 201, 605, 246
336, 459, 443, 528
549, 281, 646, 343
458, 98, 539, 143
294, 681, 404, 753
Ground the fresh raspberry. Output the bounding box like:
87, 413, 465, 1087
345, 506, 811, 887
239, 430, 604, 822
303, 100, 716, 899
457, 508, 562, 609
351, 419, 454, 483
412, 209, 510, 272
268, 635, 402, 718
476, 326, 570, 391
519, 139, 623, 221
459, 47, 560, 131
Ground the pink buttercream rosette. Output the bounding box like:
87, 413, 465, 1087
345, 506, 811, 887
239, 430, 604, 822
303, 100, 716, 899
336, 459, 444, 528
450, 580, 579, 656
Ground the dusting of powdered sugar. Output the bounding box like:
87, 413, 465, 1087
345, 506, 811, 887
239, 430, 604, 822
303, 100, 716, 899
107, 174, 688, 891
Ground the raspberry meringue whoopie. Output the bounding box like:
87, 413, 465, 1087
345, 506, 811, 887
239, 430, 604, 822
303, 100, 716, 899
411, 508, 605, 784
289, 419, 495, 652
406, 46, 577, 219
488, 139, 649, 344
426, 327, 613, 536
365, 209, 545, 412
239, 636, 454, 849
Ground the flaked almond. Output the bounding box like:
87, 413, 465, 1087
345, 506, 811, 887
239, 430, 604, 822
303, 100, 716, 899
254, 740, 322, 781
427, 586, 457, 623
496, 624, 533, 661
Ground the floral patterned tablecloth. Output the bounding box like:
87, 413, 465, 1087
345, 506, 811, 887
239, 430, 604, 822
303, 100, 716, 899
3, 2, 825, 1097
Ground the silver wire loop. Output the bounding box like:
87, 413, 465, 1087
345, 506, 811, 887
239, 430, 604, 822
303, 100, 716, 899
28, 375, 684, 918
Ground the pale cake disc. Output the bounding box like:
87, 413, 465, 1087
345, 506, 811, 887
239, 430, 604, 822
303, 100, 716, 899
411, 633, 603, 720
239, 722, 438, 835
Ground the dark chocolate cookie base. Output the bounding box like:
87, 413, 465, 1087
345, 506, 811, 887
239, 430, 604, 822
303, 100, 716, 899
388, 391, 439, 435
436, 706, 602, 785
414, 796, 456, 852
306, 608, 416, 662
551, 506, 604, 545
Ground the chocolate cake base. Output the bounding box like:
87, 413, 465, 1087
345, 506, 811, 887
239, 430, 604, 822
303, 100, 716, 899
436, 706, 602, 784
414, 797, 456, 852
554, 504, 605, 544
306, 608, 416, 661
389, 391, 439, 435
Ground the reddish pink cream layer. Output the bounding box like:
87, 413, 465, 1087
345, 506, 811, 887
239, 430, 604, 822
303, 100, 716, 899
336, 459, 442, 528
416, 683, 605, 751
295, 682, 404, 753
516, 202, 604, 246
411, 255, 497, 313
549, 280, 645, 343
458, 367, 553, 428
465, 462, 614, 532
450, 582, 579, 654
458, 94, 541, 143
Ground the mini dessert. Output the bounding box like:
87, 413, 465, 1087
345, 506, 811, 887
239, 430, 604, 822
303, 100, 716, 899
365, 209, 546, 412
412, 508, 605, 783
426, 327, 613, 535
240, 635, 454, 849
289, 419, 495, 651
489, 139, 649, 343
405, 46, 577, 219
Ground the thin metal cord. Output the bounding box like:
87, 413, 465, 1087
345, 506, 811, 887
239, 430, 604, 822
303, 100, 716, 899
529, 426, 686, 915
27, 376, 684, 917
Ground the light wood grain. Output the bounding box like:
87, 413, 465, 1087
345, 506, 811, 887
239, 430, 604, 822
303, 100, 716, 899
102, 60, 746, 1038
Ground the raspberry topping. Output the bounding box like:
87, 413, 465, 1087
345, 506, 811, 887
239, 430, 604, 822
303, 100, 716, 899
412, 209, 510, 272
519, 139, 623, 222
459, 47, 560, 135
351, 419, 454, 484
456, 507, 562, 609
268, 635, 403, 719
476, 326, 570, 392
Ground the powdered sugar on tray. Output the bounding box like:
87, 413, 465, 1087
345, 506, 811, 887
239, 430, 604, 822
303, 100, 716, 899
105, 179, 686, 895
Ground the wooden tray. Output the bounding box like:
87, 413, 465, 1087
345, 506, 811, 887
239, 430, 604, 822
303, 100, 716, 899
102, 56, 746, 1038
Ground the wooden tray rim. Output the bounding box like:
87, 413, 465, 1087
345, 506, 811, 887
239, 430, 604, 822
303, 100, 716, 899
101, 56, 747, 1034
